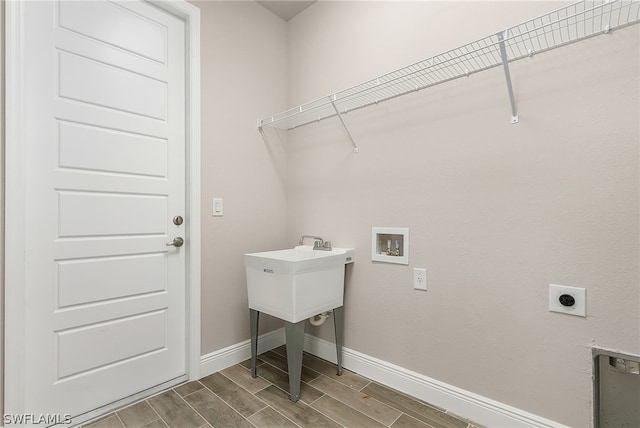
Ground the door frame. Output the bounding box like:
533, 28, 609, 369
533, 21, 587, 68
3, 0, 201, 416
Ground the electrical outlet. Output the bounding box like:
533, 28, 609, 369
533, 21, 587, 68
549, 284, 586, 317
414, 268, 427, 291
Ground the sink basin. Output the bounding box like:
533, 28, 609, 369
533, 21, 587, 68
245, 245, 355, 323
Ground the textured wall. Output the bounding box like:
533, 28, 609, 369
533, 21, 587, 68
1, 0, 5, 416
194, 0, 289, 354
282, 2, 640, 426
2, 2, 638, 426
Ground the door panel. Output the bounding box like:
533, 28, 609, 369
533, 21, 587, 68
56, 310, 168, 379
58, 51, 168, 119
56, 253, 167, 307
58, 121, 168, 177
57, 192, 168, 237
19, 0, 187, 417
58, 0, 168, 63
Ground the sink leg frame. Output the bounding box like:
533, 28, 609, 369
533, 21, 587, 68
249, 306, 345, 402
334, 306, 344, 376
284, 320, 305, 402
250, 309, 259, 378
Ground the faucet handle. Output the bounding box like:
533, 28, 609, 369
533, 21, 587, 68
323, 241, 332, 250
313, 240, 322, 249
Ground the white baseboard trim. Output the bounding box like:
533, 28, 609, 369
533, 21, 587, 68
199, 328, 285, 378
303, 334, 569, 428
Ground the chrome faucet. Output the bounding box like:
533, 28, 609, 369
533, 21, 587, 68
299, 235, 332, 251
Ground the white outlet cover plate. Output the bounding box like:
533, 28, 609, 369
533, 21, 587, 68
549, 284, 586, 317
413, 268, 427, 291
212, 198, 223, 217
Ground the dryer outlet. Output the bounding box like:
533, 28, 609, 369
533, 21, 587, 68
549, 284, 586, 317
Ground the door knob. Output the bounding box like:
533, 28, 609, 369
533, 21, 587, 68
166, 237, 184, 247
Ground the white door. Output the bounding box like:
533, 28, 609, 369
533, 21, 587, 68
15, 0, 186, 418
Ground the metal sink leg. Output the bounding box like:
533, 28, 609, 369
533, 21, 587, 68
250, 309, 259, 378
285, 320, 305, 402
333, 306, 344, 376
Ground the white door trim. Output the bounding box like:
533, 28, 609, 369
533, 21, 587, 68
3, 0, 201, 415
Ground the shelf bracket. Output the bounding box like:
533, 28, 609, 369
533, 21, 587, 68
330, 95, 359, 153
257, 119, 270, 146
497, 30, 519, 124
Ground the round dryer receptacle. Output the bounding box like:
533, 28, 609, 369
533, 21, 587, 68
559, 294, 576, 307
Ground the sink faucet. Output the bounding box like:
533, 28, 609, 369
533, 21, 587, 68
298, 235, 332, 251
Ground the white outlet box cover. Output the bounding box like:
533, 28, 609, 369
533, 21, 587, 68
212, 197, 223, 217
413, 268, 427, 291
549, 284, 586, 317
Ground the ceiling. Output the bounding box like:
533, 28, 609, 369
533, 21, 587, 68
256, 1, 317, 21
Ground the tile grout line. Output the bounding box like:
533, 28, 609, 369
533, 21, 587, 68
241, 362, 305, 428
307, 374, 358, 426
388, 412, 403, 427
196, 378, 267, 427
112, 412, 126, 428
145, 397, 164, 427
306, 390, 326, 407
310, 374, 408, 427
173, 387, 214, 428
251, 357, 299, 398
139, 415, 168, 428
308, 374, 392, 428
400, 411, 440, 428
177, 384, 206, 399
305, 386, 374, 428
308, 401, 350, 428
248, 358, 345, 428
358, 379, 373, 392
259, 404, 305, 428
219, 366, 267, 395
216, 367, 271, 413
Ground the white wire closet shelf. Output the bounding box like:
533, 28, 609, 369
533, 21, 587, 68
257, 0, 640, 150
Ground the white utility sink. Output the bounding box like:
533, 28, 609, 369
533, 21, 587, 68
245, 245, 355, 323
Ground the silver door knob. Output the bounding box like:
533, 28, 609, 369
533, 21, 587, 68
166, 237, 184, 247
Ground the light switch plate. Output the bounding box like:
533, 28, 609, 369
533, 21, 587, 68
549, 284, 586, 317
212, 198, 223, 217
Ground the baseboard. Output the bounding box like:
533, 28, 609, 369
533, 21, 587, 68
199, 327, 285, 377
303, 334, 570, 428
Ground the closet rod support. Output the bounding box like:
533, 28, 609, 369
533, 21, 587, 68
330, 95, 359, 153
497, 30, 519, 124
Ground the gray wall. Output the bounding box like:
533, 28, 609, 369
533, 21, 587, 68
283, 2, 639, 427
1, 0, 5, 416
194, 0, 289, 353
2, 2, 638, 426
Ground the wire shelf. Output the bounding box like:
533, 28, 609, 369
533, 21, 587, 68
258, 0, 640, 131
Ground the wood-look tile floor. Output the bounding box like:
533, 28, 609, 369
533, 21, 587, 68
83, 346, 483, 428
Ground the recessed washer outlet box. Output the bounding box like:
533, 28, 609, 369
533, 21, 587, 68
371, 227, 409, 265
549, 284, 586, 317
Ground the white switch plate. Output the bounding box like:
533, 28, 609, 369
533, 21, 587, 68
549, 284, 586, 317
414, 268, 427, 291
212, 198, 223, 217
